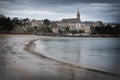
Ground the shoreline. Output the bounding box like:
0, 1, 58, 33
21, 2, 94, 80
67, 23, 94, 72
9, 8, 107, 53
25, 38, 120, 77
0, 33, 120, 38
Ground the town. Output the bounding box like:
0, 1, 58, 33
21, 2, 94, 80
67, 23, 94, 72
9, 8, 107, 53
0, 9, 120, 37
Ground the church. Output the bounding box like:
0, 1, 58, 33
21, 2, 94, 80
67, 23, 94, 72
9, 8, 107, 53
12, 9, 102, 34
54, 9, 102, 33
61, 9, 84, 31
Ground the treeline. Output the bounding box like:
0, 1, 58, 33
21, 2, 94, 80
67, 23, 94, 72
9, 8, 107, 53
0, 15, 13, 32
91, 25, 120, 35
0, 15, 52, 33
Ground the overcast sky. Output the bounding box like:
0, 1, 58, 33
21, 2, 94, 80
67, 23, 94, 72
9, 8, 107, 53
0, 0, 120, 23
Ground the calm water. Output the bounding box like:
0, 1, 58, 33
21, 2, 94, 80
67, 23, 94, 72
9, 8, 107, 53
35, 37, 120, 74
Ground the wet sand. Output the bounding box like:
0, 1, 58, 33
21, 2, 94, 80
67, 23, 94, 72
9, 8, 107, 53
0, 34, 120, 80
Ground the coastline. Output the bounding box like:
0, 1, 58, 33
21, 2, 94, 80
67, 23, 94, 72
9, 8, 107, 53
0, 33, 120, 38
0, 34, 120, 80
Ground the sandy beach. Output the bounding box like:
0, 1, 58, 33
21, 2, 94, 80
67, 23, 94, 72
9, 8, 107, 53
0, 34, 120, 80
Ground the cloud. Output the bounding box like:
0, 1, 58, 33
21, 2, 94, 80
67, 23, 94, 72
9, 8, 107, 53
0, 0, 120, 23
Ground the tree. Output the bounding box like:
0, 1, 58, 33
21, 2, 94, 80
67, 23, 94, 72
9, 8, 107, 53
59, 29, 63, 34
114, 25, 120, 35
79, 30, 84, 33
64, 27, 70, 33
0, 16, 13, 31
12, 17, 20, 25
70, 29, 79, 34
43, 19, 51, 25
91, 24, 120, 35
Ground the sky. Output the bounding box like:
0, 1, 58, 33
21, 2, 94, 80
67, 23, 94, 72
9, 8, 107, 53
0, 0, 120, 23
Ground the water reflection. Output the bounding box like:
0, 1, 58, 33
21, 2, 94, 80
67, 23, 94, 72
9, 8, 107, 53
35, 38, 120, 74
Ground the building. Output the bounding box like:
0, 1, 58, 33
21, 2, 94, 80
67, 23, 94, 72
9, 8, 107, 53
50, 22, 60, 33
60, 9, 84, 31
82, 21, 102, 33
31, 19, 43, 28
12, 19, 44, 33
56, 9, 103, 34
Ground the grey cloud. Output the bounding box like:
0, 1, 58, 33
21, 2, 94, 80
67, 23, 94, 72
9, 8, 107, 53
23, 0, 120, 4
0, 0, 120, 23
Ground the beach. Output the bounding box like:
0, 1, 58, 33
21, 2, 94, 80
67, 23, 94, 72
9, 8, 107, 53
0, 34, 120, 80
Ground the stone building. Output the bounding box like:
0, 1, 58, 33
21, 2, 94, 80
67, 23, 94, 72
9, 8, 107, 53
31, 19, 43, 28
82, 21, 102, 33
60, 9, 84, 31
56, 9, 103, 33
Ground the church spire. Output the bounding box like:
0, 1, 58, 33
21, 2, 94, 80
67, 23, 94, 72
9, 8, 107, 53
77, 9, 80, 22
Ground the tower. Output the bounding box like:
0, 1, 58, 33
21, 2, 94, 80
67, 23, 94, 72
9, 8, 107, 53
77, 9, 81, 22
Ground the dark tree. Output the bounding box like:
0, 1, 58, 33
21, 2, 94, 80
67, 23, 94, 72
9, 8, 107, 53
70, 29, 79, 34
114, 25, 120, 35
91, 24, 120, 35
64, 27, 70, 33
0, 16, 13, 32
43, 19, 51, 25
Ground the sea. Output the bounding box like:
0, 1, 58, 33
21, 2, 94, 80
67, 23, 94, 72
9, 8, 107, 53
34, 37, 120, 74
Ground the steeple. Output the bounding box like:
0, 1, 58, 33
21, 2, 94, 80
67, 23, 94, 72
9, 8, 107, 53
77, 9, 80, 22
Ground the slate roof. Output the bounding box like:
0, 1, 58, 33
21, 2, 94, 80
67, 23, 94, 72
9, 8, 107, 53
61, 18, 80, 23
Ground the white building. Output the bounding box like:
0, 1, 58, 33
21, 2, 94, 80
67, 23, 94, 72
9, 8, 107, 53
82, 21, 102, 33
60, 9, 84, 31
31, 19, 44, 28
